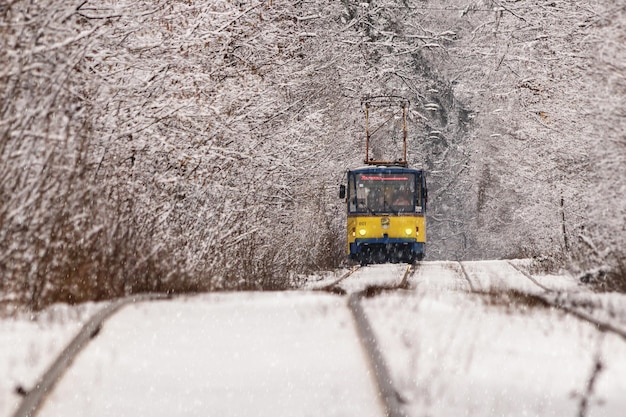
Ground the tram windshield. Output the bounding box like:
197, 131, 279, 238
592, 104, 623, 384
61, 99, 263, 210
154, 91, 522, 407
349, 172, 420, 214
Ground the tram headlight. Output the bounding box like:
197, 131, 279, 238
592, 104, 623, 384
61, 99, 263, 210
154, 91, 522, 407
405, 228, 413, 236
359, 229, 367, 236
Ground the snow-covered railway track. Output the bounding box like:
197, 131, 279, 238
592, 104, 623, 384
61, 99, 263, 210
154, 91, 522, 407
458, 260, 626, 343
318, 263, 418, 417
14, 292, 392, 417
507, 261, 626, 343
12, 294, 169, 417
317, 263, 415, 294
9, 261, 626, 417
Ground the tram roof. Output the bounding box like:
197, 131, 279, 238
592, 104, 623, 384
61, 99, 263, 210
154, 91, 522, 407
348, 165, 424, 174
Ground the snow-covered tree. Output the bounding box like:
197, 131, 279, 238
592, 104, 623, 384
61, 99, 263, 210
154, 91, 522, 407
1, 0, 624, 308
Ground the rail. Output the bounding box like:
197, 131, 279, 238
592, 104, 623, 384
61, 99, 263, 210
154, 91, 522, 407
458, 260, 626, 343
12, 294, 169, 417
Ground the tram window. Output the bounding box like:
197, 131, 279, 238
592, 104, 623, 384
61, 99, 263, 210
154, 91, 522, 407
347, 171, 424, 214
392, 189, 411, 205
348, 176, 357, 212
367, 188, 384, 211
356, 183, 368, 212
348, 172, 416, 214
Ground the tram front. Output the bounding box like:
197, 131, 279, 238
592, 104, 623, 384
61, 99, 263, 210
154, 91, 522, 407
340, 166, 427, 265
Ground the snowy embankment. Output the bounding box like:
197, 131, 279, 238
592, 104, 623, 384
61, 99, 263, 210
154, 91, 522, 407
2, 260, 626, 417
366, 261, 626, 417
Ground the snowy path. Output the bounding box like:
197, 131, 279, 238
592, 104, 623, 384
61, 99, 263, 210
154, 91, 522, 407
36, 293, 386, 417
3, 260, 626, 417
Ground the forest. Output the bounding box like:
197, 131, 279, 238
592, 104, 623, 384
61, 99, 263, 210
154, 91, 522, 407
1, 0, 624, 309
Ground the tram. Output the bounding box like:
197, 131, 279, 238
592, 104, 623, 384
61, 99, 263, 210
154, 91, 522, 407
339, 97, 427, 265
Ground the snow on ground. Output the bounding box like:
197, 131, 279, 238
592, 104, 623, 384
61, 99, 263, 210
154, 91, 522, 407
304, 264, 408, 292
364, 274, 626, 417
1, 260, 626, 417
0, 303, 105, 417
527, 273, 584, 292
461, 260, 543, 294
554, 291, 626, 333
509, 260, 626, 331
335, 264, 409, 293
38, 292, 385, 417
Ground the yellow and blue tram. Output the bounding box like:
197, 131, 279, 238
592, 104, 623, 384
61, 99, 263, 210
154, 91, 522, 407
340, 165, 427, 265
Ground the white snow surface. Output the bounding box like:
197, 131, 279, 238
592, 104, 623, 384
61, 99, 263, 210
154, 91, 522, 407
39, 293, 384, 417
2, 260, 626, 417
